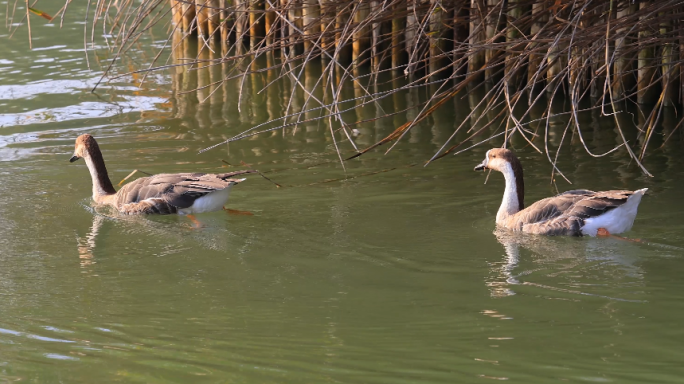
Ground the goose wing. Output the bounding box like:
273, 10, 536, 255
518, 189, 638, 236
114, 172, 249, 214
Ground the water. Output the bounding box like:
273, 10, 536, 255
2, 5, 684, 383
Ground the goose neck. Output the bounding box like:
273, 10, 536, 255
84, 152, 116, 199
496, 162, 524, 225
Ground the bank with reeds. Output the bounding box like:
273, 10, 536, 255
162, 1, 682, 174
13, 0, 684, 175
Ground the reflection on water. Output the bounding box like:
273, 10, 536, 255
2, 5, 684, 383
77, 212, 103, 270
489, 229, 648, 301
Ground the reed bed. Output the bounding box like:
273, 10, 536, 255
11, 0, 684, 175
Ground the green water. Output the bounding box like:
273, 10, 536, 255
2, 5, 684, 383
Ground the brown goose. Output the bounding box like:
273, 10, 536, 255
474, 148, 647, 236
69, 134, 253, 215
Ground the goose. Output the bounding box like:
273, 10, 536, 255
473, 148, 647, 237
69, 134, 254, 218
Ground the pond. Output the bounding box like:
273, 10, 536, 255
1, 4, 684, 383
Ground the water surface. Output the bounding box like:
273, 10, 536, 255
1, 4, 684, 383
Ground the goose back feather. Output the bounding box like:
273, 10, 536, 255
114, 173, 248, 214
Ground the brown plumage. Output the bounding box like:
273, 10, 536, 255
70, 134, 254, 215
474, 148, 647, 237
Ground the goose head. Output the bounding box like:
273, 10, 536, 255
474, 148, 526, 213
69, 134, 99, 163
474, 148, 518, 172
69, 134, 116, 197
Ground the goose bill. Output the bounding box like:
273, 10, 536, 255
69, 155, 81, 163
474, 160, 487, 171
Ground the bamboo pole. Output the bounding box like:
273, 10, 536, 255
335, 2, 352, 64
546, 3, 565, 95
391, 1, 407, 72
613, 1, 637, 97
302, 0, 319, 53
546, 44, 562, 94
429, 0, 447, 78
236, 0, 247, 46
181, 0, 196, 34
590, 3, 610, 99
320, 0, 334, 54
209, 39, 223, 117
265, 0, 276, 46
569, 44, 583, 95
251, 59, 267, 124
680, 8, 684, 106
171, 30, 185, 118
484, 0, 503, 80
637, 1, 657, 104
196, 0, 209, 37
197, 39, 210, 105
405, 0, 417, 73
266, 51, 280, 122
219, 0, 228, 44
469, 0, 485, 81
207, 0, 219, 37
286, 0, 300, 57
171, 0, 183, 27
453, 0, 468, 76
504, 0, 522, 88
371, 1, 381, 71
527, 1, 546, 92
250, 0, 266, 49
660, 11, 677, 107
352, 1, 371, 66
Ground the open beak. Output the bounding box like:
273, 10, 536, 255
69, 155, 81, 163
474, 159, 487, 171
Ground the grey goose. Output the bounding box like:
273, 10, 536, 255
70, 134, 253, 216
474, 148, 647, 236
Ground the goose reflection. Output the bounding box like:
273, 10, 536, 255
76, 205, 249, 269
488, 229, 646, 300
76, 213, 105, 270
